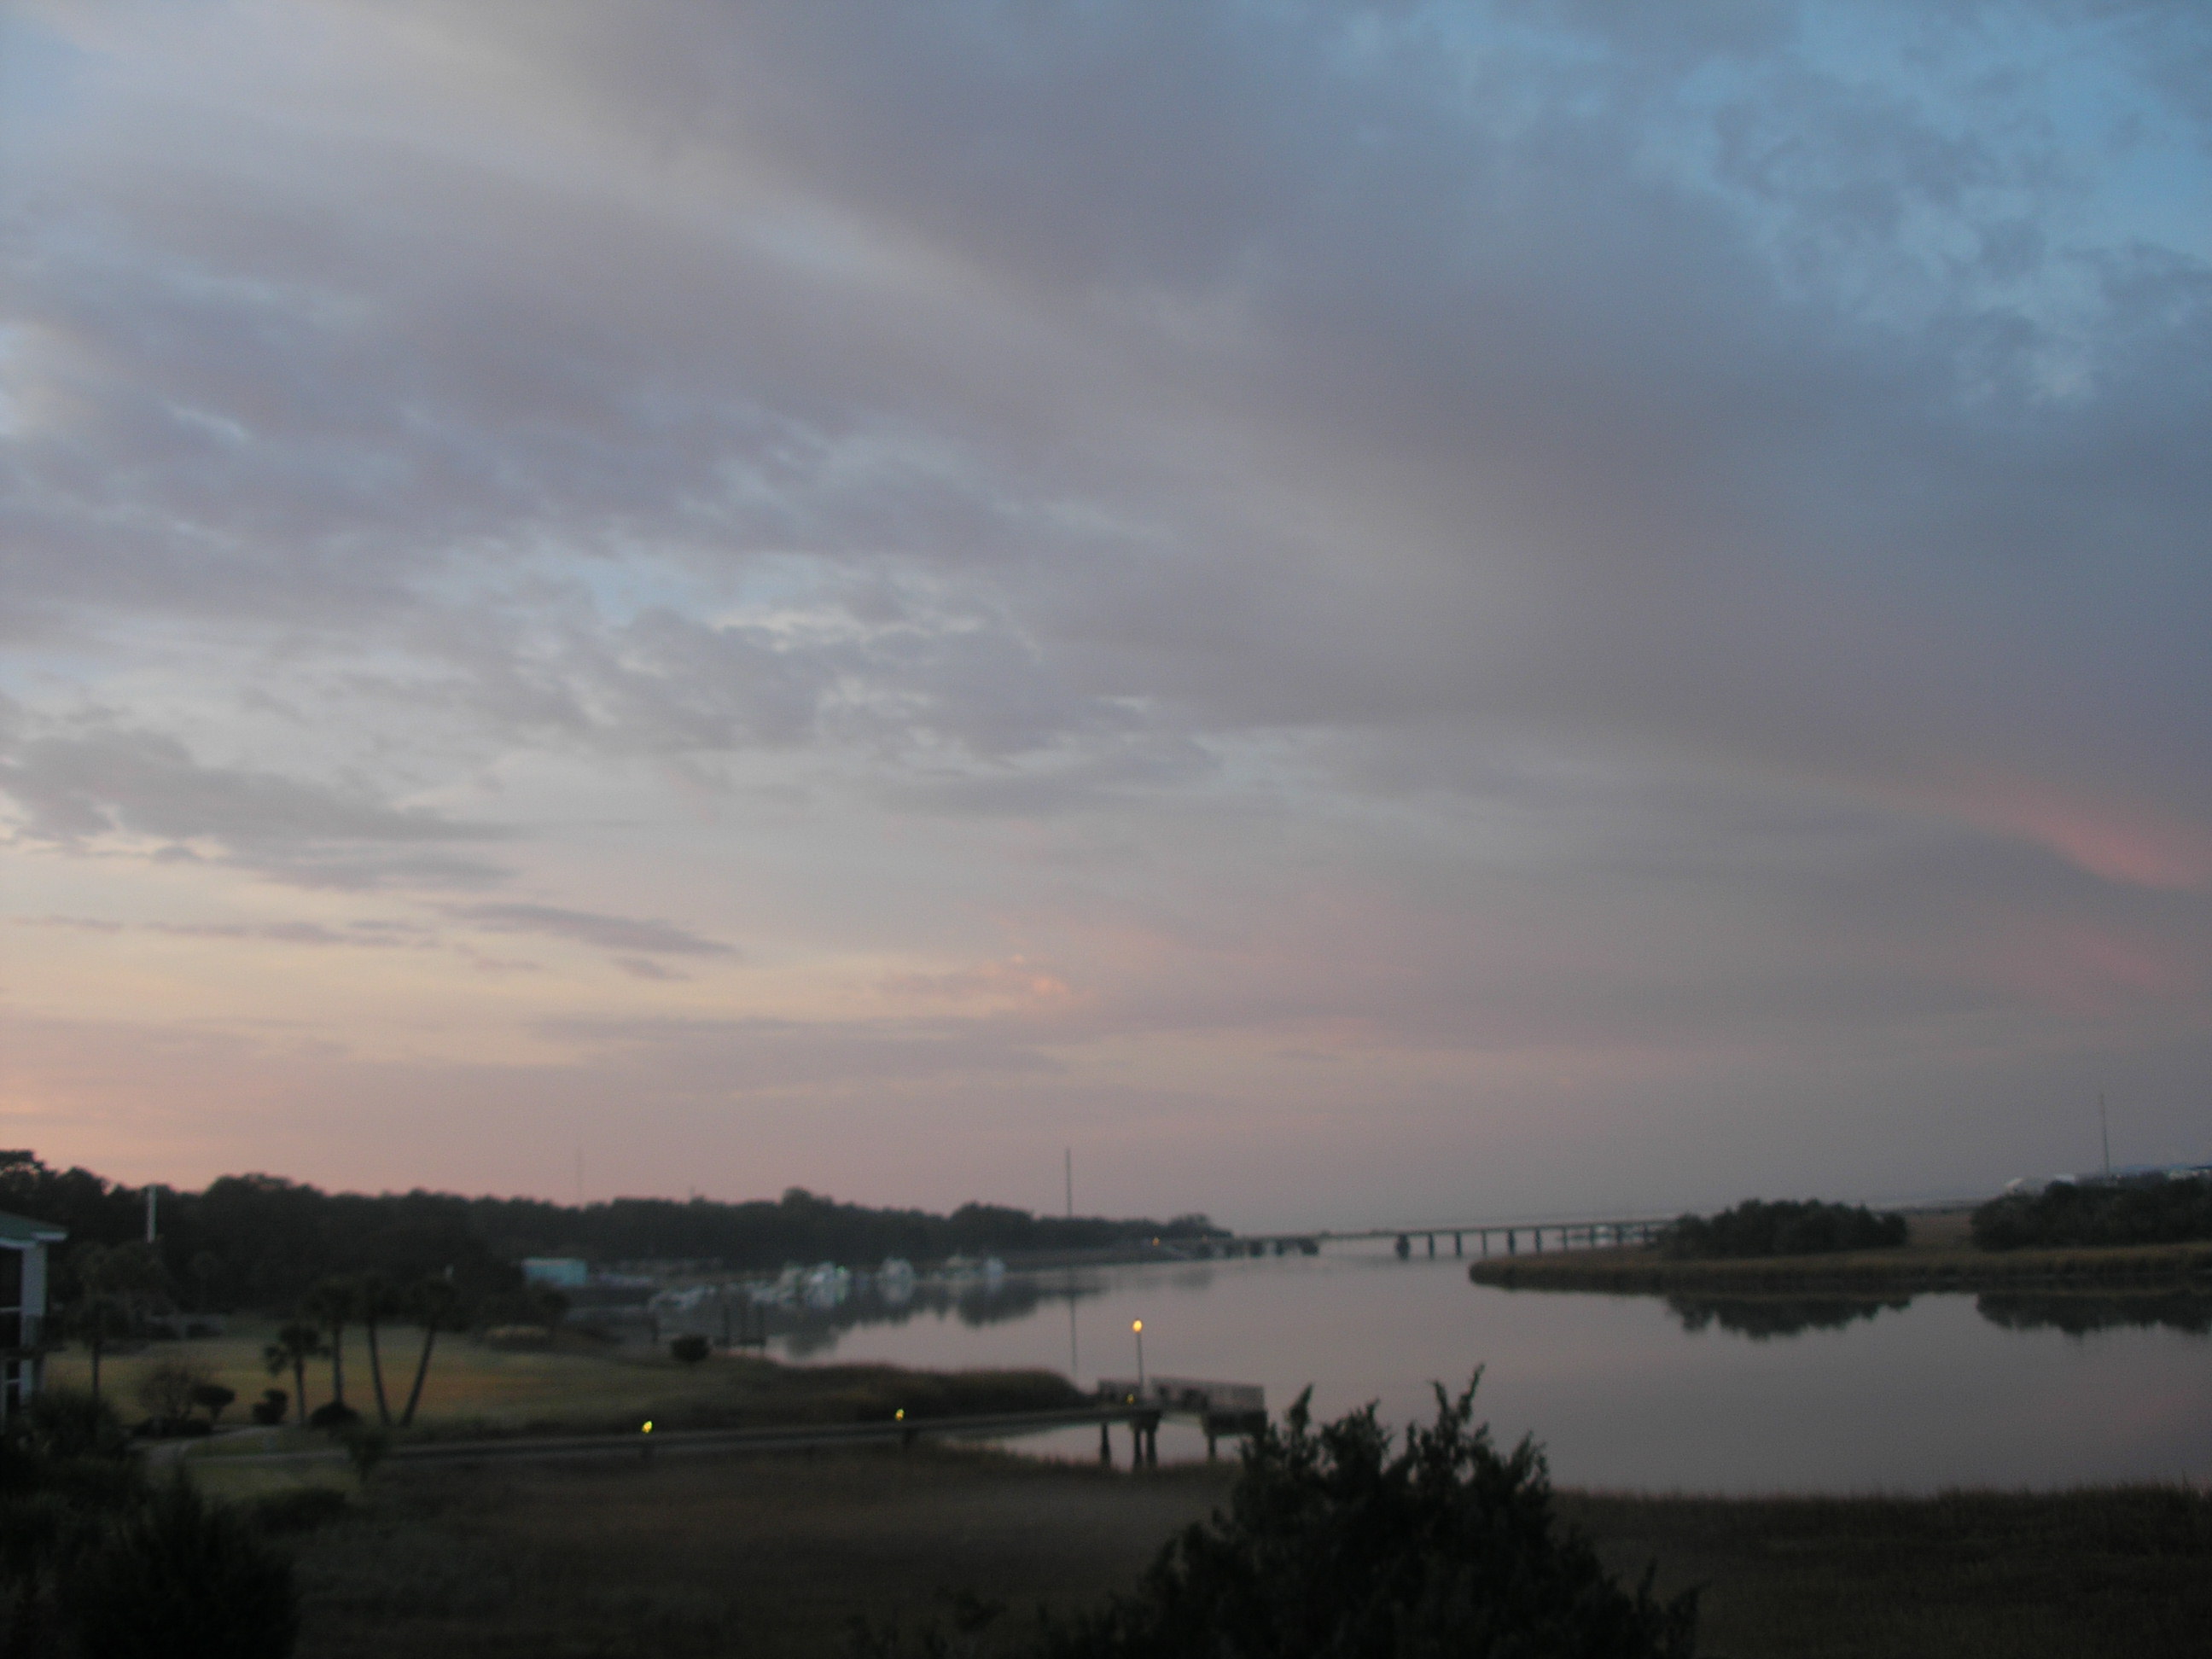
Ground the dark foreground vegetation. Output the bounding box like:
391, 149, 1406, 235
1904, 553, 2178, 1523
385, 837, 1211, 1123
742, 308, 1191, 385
266, 1419, 2211, 1659
1662, 1198, 1907, 1260
857, 1379, 1697, 1658
1565, 1485, 2212, 1659
0, 1389, 306, 1658
18, 1371, 2207, 1658
1972, 1176, 2212, 1252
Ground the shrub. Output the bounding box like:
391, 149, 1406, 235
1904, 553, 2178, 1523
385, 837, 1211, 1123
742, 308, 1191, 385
1661, 1199, 1906, 1260
306, 1400, 361, 1432
19, 1388, 131, 1461
1972, 1177, 2212, 1251
190, 1382, 237, 1424
670, 1333, 713, 1365
250, 1388, 289, 1427
863, 1377, 1697, 1658
61, 1474, 299, 1659
339, 1425, 390, 1487
134, 1362, 213, 1427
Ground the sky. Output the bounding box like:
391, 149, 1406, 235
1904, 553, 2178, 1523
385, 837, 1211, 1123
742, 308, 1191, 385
2, 0, 2208, 1231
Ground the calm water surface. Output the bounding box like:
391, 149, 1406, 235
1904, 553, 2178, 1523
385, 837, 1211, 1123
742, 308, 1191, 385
757, 1248, 2212, 1492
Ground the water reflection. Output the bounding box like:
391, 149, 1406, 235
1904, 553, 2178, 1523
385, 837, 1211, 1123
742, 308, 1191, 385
1975, 1292, 2212, 1338
658, 1267, 1114, 1360
1573, 1288, 2212, 1343
701, 1251, 2212, 1489
1667, 1294, 1912, 1341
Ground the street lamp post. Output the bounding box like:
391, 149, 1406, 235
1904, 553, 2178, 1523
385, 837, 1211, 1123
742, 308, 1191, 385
1132, 1318, 1145, 1394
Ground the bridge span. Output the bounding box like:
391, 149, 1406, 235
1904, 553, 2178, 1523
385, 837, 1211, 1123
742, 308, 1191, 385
1211, 1214, 1673, 1262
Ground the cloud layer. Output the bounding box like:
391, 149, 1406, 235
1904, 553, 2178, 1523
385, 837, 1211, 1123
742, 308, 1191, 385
3, 1, 2207, 1220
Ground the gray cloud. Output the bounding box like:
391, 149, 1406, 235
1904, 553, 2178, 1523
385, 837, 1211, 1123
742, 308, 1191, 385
446, 902, 736, 959
20, 915, 426, 949
0, 714, 512, 888
0, 725, 492, 848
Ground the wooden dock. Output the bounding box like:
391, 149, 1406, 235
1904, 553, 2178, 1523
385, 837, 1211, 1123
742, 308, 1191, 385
1094, 1376, 1268, 1464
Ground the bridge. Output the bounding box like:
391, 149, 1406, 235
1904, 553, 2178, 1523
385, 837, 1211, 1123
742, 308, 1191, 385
1205, 1215, 1672, 1261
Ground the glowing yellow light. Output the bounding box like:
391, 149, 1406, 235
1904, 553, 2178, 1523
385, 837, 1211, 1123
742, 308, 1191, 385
894, 1408, 905, 1420
642, 1420, 654, 1435
1132, 1319, 1143, 1333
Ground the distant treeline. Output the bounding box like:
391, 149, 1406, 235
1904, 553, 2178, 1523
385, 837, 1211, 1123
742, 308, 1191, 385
1971, 1177, 2212, 1252
1661, 1198, 1907, 1260
0, 1150, 1222, 1314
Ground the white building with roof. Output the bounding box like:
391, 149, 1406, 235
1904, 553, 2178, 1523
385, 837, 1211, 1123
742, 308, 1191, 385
1, 1208, 67, 1417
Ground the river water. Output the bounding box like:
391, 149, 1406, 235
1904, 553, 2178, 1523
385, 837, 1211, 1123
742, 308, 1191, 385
738, 1244, 2212, 1493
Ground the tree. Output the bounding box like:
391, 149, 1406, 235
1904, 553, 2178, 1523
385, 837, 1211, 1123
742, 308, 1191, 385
398, 1277, 460, 1429
892, 1377, 1698, 1659
65, 1243, 168, 1406
302, 1278, 356, 1410
351, 1272, 403, 1425
264, 1321, 326, 1423
189, 1249, 222, 1313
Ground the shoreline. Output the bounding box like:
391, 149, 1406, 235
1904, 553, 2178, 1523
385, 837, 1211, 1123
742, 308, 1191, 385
1464, 1238, 2212, 1294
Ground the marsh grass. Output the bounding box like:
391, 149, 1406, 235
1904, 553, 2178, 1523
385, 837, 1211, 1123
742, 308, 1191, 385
1565, 1486, 2212, 1659
284, 1446, 1233, 1658
263, 1451, 2212, 1658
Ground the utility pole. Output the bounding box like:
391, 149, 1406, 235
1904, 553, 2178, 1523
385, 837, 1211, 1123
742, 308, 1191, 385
1065, 1148, 1074, 1220
144, 1185, 157, 1244
2100, 1093, 2112, 1179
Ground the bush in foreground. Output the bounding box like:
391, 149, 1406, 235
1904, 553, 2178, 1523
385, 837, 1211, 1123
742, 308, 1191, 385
1972, 1177, 2212, 1252
1662, 1198, 1906, 1260
63, 1475, 299, 1659
3, 1394, 299, 1659
856, 1377, 1697, 1659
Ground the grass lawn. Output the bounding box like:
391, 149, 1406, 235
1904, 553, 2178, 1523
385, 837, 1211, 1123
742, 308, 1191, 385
50, 1318, 1076, 1449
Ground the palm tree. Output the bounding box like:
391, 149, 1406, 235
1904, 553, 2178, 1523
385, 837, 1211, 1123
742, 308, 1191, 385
67, 1243, 166, 1405
399, 1278, 460, 1428
353, 1272, 402, 1425
303, 1278, 357, 1411
263, 1321, 325, 1423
